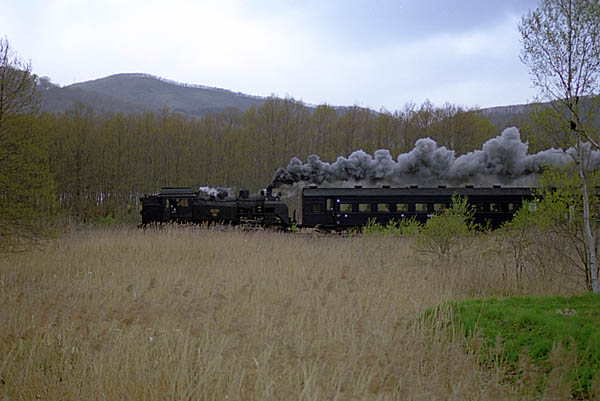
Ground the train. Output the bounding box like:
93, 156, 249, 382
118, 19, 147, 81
140, 185, 535, 230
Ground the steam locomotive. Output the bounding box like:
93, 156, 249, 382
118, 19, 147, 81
140, 185, 535, 230
140, 187, 291, 227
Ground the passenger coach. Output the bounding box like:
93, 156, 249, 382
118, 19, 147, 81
301, 186, 535, 229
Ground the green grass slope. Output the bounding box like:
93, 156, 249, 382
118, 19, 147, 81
454, 294, 600, 397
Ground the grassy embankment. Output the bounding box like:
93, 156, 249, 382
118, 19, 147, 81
453, 294, 600, 398
0, 226, 594, 400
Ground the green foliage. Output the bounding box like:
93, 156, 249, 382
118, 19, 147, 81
392, 217, 422, 237
535, 166, 597, 230
361, 217, 420, 237
500, 165, 600, 291
453, 294, 600, 397
416, 194, 476, 257
361, 218, 384, 236
99, 214, 120, 227
0, 39, 56, 252
0, 117, 56, 252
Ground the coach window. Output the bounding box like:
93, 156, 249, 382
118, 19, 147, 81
340, 203, 353, 213
311, 203, 323, 213
396, 203, 409, 212
377, 203, 390, 212
327, 199, 334, 211
359, 203, 370, 212
179, 199, 189, 207
433, 203, 446, 212
472, 203, 487, 212
490, 203, 501, 212
507, 203, 516, 212
415, 203, 427, 212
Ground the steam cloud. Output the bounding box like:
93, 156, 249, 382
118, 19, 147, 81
270, 127, 600, 188
198, 186, 231, 197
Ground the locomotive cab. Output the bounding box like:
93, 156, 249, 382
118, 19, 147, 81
158, 187, 196, 223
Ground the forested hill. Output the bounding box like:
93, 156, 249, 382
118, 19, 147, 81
39, 73, 534, 128
40, 73, 267, 117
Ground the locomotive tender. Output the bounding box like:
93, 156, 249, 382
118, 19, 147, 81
140, 185, 535, 230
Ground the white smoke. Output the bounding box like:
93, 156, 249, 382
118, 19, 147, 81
198, 186, 232, 197
271, 127, 599, 188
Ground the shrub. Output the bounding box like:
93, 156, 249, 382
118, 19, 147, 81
362, 217, 420, 237
416, 194, 476, 258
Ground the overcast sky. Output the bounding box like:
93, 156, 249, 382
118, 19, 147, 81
2, 0, 541, 110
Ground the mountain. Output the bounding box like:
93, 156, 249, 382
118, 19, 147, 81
39, 72, 556, 129
40, 73, 267, 117
479, 103, 531, 131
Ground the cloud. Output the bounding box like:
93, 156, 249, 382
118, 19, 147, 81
0, 0, 539, 109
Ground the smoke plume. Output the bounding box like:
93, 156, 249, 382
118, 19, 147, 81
270, 127, 600, 188
198, 186, 231, 198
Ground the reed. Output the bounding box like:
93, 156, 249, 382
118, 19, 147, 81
0, 226, 577, 400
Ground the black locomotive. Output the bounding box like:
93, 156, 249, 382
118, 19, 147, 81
140, 187, 291, 227
140, 185, 535, 230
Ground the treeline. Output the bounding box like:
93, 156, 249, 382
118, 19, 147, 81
38, 98, 501, 222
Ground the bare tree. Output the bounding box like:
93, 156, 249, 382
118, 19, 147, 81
519, 0, 600, 292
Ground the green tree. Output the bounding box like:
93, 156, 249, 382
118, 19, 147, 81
500, 166, 600, 291
519, 0, 600, 292
0, 38, 54, 251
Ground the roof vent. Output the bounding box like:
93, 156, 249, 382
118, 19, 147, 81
309, 184, 318, 188
410, 185, 418, 189
381, 184, 390, 188
493, 184, 502, 188
354, 185, 362, 188
438, 185, 446, 188
465, 184, 474, 188
239, 189, 249, 198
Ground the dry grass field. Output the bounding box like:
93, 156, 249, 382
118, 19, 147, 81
0, 226, 577, 400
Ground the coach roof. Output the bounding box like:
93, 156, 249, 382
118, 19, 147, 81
302, 187, 535, 197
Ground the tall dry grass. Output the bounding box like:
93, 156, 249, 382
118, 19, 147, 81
0, 226, 577, 400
